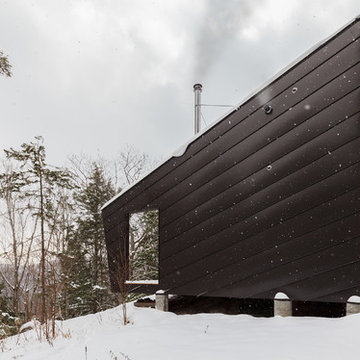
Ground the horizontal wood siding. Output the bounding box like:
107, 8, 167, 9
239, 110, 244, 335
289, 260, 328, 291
103, 18, 360, 301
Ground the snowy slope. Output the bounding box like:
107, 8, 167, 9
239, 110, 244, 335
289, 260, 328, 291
2, 302, 360, 360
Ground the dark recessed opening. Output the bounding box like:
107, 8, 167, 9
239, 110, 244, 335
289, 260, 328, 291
292, 300, 346, 318
168, 296, 274, 317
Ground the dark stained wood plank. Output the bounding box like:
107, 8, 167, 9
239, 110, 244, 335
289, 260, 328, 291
159, 138, 360, 287
161, 187, 360, 290
104, 215, 129, 292
161, 89, 360, 236
161, 119, 360, 260
285, 261, 360, 302
161, 166, 360, 276
314, 285, 360, 303
166, 212, 360, 296
207, 239, 360, 299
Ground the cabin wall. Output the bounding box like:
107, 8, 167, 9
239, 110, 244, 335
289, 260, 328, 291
103, 18, 360, 302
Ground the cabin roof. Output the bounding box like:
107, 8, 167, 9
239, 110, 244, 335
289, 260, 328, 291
102, 15, 360, 211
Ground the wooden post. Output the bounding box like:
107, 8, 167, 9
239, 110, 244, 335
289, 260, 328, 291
155, 290, 168, 312
346, 295, 360, 316
274, 292, 292, 317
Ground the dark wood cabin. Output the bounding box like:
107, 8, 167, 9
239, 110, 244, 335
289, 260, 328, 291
102, 17, 360, 306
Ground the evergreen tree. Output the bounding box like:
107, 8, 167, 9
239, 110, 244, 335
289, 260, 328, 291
58, 229, 93, 318
0, 282, 18, 339
72, 163, 117, 313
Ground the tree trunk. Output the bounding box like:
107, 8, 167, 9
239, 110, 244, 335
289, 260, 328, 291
8, 195, 19, 316
40, 168, 46, 327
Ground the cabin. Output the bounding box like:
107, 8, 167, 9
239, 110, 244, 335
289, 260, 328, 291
102, 16, 360, 317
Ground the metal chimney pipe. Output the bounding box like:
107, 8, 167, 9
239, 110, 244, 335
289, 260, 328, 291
193, 83, 202, 134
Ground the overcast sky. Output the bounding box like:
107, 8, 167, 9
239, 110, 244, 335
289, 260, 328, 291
1, 0, 360, 166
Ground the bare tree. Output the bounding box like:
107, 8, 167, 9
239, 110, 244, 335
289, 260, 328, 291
113, 246, 131, 326
0, 160, 38, 318
128, 210, 159, 281
1, 137, 74, 340
0, 142, 154, 334
115, 145, 151, 187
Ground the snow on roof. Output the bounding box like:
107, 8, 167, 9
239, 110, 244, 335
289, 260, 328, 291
101, 15, 360, 211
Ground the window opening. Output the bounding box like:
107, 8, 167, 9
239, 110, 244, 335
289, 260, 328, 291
126, 209, 159, 284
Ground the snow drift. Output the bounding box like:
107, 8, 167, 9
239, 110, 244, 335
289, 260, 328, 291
2, 302, 360, 360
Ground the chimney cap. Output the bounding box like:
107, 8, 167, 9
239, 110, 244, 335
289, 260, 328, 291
193, 83, 202, 91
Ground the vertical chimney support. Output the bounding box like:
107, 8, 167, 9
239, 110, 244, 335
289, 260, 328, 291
193, 83, 202, 134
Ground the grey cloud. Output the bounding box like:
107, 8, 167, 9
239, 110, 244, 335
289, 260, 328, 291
193, 0, 264, 80
1, 0, 360, 167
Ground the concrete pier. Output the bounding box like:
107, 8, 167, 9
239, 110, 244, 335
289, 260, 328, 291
155, 290, 169, 312
274, 292, 292, 317
346, 296, 360, 316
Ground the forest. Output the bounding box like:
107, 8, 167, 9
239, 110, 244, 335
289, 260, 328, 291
0, 136, 158, 339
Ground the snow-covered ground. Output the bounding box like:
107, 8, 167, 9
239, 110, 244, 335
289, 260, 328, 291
2, 302, 359, 360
